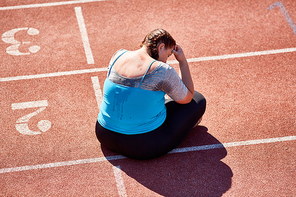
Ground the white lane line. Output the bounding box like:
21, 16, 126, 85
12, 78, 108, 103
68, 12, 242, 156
113, 166, 128, 197
0, 67, 108, 82
0, 155, 126, 174
1, 135, 295, 174
0, 0, 106, 11
91, 76, 103, 109
75, 7, 94, 64
167, 47, 296, 64
267, 2, 296, 36
1, 47, 296, 82
169, 135, 296, 154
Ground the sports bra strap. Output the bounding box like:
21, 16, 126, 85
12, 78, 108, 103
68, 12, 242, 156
107, 50, 128, 77
139, 60, 157, 88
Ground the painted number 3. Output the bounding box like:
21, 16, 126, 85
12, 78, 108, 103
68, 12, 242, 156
11, 100, 51, 135
2, 27, 40, 55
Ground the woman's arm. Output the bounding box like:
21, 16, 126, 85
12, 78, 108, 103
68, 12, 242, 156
173, 44, 194, 104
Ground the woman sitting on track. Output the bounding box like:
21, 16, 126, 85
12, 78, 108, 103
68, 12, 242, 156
95, 29, 206, 160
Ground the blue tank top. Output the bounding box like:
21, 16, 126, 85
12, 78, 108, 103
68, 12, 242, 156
98, 50, 166, 134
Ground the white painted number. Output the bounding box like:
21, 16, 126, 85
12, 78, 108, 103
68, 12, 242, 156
268, 2, 296, 36
2, 27, 40, 55
11, 100, 51, 135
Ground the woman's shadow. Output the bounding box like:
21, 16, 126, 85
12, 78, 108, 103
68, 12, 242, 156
102, 126, 233, 197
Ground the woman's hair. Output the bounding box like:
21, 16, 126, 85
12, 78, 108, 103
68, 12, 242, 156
140, 29, 176, 59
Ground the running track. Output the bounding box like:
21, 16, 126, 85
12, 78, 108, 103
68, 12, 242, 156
0, 0, 295, 196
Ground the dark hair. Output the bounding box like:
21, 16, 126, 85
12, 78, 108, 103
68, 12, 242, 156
140, 29, 176, 59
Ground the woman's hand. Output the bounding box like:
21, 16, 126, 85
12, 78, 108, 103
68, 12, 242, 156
173, 44, 187, 63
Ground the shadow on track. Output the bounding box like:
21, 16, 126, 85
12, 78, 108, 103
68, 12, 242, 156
102, 126, 233, 197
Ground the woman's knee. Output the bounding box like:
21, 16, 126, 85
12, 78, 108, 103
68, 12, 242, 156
193, 91, 206, 107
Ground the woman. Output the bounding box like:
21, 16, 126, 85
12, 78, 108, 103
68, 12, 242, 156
96, 29, 206, 160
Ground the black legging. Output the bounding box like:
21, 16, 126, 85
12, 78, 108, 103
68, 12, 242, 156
95, 91, 206, 160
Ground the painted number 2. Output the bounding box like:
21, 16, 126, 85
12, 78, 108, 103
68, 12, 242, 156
11, 100, 51, 135
2, 27, 40, 56
268, 2, 296, 36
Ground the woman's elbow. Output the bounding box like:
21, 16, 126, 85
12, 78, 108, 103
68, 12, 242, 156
175, 91, 194, 104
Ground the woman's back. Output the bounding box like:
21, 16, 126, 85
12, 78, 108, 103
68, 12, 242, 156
112, 49, 159, 79
98, 49, 167, 134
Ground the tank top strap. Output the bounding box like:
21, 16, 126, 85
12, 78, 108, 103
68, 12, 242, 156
139, 60, 157, 88
107, 50, 128, 77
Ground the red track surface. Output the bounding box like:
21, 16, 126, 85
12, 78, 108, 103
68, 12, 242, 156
1, 0, 295, 196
